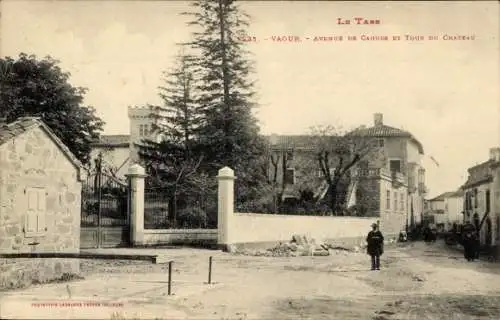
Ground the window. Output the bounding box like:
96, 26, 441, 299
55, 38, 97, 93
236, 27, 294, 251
474, 188, 478, 208
25, 187, 47, 236
400, 193, 405, 211
139, 124, 150, 136
386, 190, 391, 209
394, 192, 398, 211
486, 189, 491, 213
317, 169, 324, 178
390, 160, 401, 173
284, 168, 295, 185
372, 139, 384, 148
418, 168, 425, 184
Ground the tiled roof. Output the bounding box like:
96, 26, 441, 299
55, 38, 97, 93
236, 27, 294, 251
263, 135, 317, 150
263, 126, 424, 154
430, 191, 460, 201
92, 134, 130, 147
348, 125, 424, 154
0, 117, 83, 170
462, 159, 494, 189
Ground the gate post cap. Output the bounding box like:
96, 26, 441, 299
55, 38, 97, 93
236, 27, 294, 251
127, 163, 146, 177
217, 166, 236, 180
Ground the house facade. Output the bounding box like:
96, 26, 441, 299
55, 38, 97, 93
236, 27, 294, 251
266, 113, 427, 235
427, 190, 464, 232
0, 117, 82, 288
462, 147, 500, 247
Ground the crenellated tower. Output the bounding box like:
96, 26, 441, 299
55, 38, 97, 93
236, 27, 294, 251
127, 106, 156, 164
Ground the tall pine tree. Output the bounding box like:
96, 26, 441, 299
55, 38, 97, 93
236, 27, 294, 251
182, 0, 267, 205
138, 53, 205, 222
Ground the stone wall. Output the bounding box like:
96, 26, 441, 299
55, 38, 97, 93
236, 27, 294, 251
0, 126, 81, 288
0, 258, 80, 290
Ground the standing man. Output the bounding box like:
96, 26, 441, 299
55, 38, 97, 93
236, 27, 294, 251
366, 223, 384, 270
462, 222, 476, 261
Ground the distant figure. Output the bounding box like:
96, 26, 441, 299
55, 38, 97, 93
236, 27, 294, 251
423, 225, 437, 243
398, 230, 408, 242
366, 223, 384, 270
462, 223, 478, 261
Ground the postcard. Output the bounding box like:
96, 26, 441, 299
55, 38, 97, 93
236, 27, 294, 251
0, 1, 499, 319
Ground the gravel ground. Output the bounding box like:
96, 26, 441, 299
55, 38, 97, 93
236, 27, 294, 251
2, 241, 499, 319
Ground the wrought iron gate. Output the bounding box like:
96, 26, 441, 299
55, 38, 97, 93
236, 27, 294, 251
80, 169, 130, 248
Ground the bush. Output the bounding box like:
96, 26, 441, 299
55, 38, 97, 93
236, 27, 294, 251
177, 206, 208, 228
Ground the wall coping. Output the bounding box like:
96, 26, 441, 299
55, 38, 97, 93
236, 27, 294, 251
143, 229, 218, 234
234, 212, 379, 220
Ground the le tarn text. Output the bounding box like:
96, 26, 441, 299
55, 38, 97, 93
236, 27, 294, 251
337, 17, 381, 25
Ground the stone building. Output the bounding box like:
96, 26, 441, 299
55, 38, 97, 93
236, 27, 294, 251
427, 190, 464, 232
88, 106, 157, 181
266, 113, 427, 236
0, 117, 82, 288
90, 108, 427, 237
462, 147, 500, 247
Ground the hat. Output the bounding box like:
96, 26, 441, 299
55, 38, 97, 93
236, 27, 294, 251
371, 223, 378, 228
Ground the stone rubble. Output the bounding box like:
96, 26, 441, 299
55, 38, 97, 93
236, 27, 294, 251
231, 234, 369, 257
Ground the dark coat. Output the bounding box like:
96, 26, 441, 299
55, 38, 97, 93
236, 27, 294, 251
366, 230, 384, 256
462, 231, 479, 259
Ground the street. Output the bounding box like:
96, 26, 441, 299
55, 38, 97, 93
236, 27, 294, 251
1, 241, 499, 319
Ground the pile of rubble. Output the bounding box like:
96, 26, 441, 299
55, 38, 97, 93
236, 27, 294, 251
232, 234, 369, 257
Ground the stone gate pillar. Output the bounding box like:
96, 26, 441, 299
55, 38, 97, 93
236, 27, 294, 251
217, 166, 236, 251
126, 164, 146, 246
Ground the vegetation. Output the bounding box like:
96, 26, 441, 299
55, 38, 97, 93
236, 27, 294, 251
0, 53, 104, 164
137, 0, 267, 223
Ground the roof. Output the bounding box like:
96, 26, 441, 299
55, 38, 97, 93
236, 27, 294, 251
429, 192, 455, 201
348, 124, 424, 154
92, 134, 130, 147
264, 135, 316, 150
429, 190, 463, 201
0, 117, 83, 173
462, 159, 494, 189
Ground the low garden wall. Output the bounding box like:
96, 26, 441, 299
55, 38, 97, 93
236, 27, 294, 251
226, 213, 378, 250
142, 229, 218, 247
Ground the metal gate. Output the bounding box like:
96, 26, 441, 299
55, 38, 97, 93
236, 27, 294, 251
80, 169, 130, 248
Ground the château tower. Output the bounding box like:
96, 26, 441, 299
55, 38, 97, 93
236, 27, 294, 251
127, 106, 156, 163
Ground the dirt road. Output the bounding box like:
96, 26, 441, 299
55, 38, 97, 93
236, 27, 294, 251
1, 241, 499, 319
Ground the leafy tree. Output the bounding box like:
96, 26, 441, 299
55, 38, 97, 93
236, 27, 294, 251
182, 0, 267, 186
308, 125, 377, 214
0, 53, 104, 164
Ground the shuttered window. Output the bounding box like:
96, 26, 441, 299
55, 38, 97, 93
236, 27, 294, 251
486, 190, 491, 213
394, 192, 398, 211
25, 187, 47, 236
386, 190, 391, 209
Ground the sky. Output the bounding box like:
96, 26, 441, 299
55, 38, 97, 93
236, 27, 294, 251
1, 0, 499, 198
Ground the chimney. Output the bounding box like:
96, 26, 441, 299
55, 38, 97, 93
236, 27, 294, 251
374, 113, 383, 127
489, 147, 500, 161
